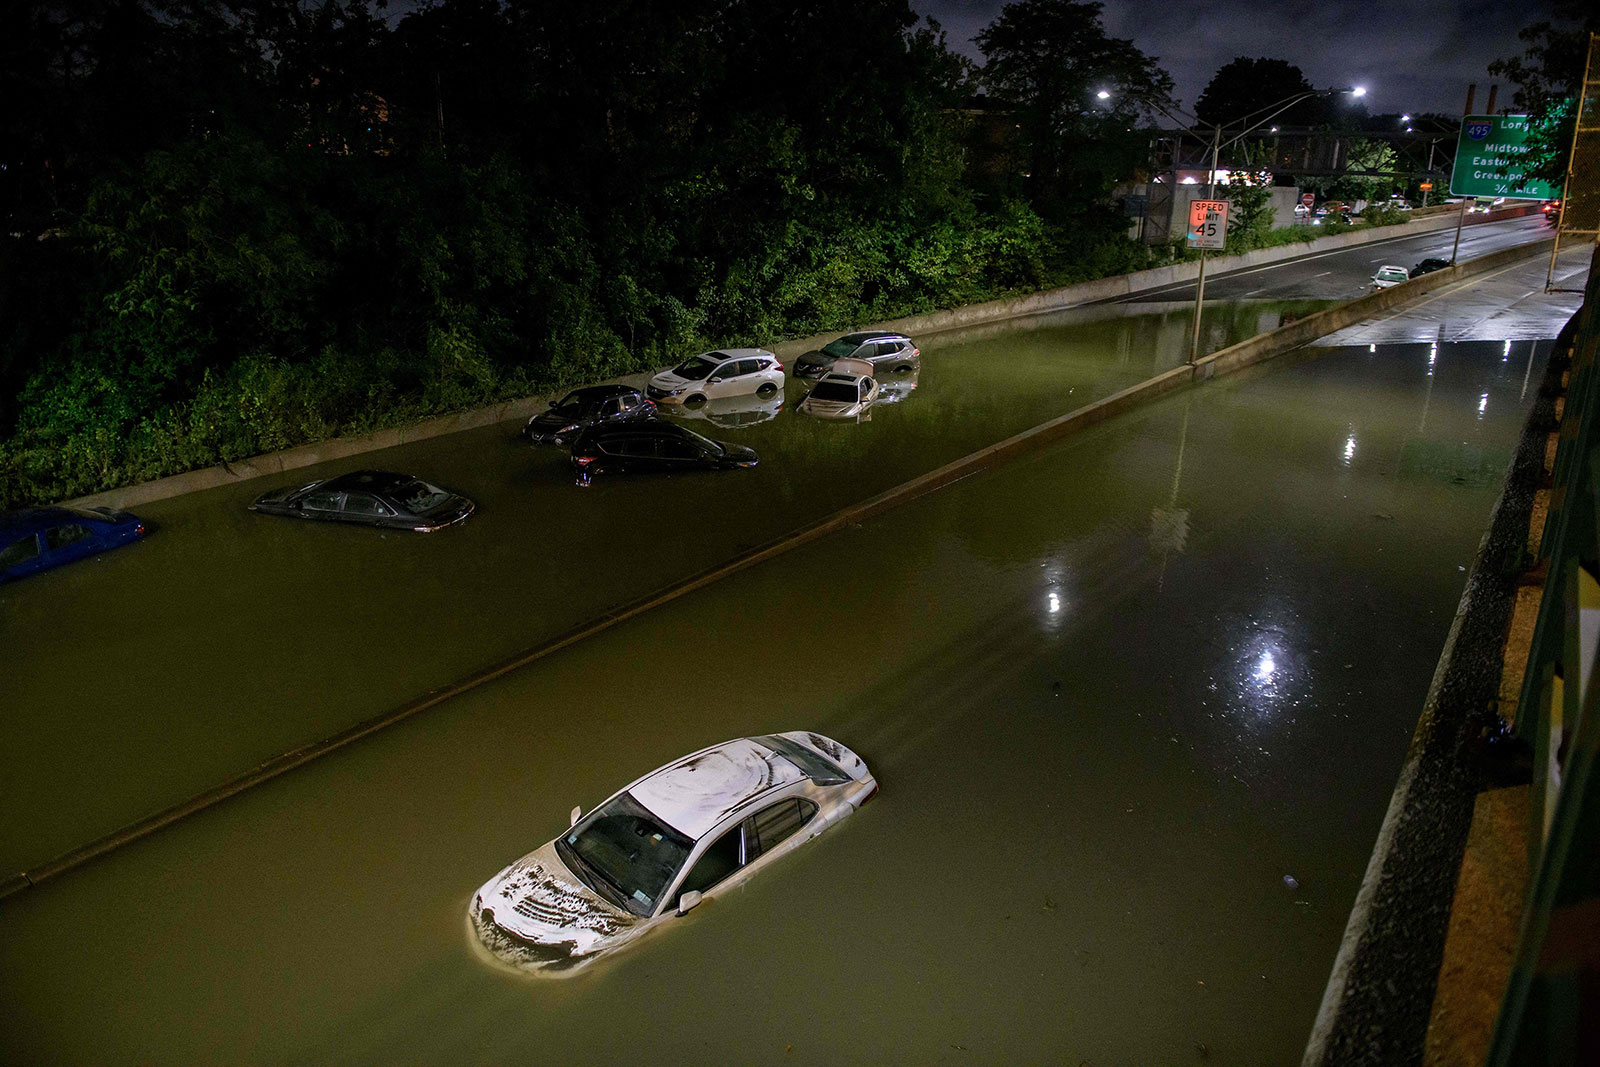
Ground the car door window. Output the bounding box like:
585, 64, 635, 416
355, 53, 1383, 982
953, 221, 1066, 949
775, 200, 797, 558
601, 398, 623, 417
660, 438, 704, 461
619, 395, 639, 412
616, 436, 657, 458
860, 380, 873, 400
45, 524, 93, 550
0, 534, 42, 569
708, 362, 735, 381
737, 359, 763, 377
676, 824, 745, 905
301, 489, 344, 511
748, 799, 817, 859
876, 341, 902, 358
342, 493, 393, 517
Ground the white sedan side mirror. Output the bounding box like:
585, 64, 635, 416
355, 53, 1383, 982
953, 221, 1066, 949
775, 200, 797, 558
677, 891, 702, 916
570, 805, 582, 827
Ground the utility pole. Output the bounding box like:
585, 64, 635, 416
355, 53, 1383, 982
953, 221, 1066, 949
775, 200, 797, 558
1187, 132, 1223, 365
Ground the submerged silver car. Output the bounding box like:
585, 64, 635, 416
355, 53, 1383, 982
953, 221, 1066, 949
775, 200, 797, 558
469, 732, 876, 975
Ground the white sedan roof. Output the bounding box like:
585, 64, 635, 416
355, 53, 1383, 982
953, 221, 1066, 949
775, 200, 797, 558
703, 348, 776, 360
630, 738, 804, 838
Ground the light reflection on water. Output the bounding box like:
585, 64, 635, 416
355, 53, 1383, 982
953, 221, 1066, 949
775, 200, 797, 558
0, 334, 1553, 1066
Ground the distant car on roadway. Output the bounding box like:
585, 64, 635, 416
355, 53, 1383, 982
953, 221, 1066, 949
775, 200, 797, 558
1543, 199, 1561, 225
523, 385, 655, 445
0, 505, 147, 584
794, 331, 919, 379
469, 732, 877, 974
798, 358, 880, 421
1409, 258, 1451, 277
570, 422, 757, 485
647, 349, 783, 406
1371, 265, 1410, 289
249, 470, 474, 531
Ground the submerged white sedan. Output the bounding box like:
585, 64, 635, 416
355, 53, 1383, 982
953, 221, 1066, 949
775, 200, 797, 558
1371, 264, 1410, 289
469, 732, 876, 975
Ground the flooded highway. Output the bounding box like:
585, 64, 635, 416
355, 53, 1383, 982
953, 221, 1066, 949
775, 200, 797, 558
0, 246, 1581, 1062
0, 298, 1326, 874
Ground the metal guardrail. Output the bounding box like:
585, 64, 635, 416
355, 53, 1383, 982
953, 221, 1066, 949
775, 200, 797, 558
1488, 238, 1600, 1064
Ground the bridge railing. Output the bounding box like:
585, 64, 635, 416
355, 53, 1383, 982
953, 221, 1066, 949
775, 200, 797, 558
1489, 238, 1600, 1064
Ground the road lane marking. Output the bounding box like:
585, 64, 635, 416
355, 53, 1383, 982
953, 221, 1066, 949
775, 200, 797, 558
1112, 217, 1545, 303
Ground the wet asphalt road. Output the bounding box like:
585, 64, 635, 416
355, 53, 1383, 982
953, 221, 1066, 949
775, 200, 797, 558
0, 246, 1584, 1065
1118, 215, 1550, 305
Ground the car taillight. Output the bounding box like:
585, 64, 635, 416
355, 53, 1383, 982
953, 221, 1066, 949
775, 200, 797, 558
645, 399, 657, 410
773, 362, 783, 372
574, 454, 595, 465
134, 524, 145, 535
857, 783, 879, 806
911, 348, 920, 357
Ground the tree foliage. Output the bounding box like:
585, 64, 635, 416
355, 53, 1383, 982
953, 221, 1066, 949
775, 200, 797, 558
0, 0, 1191, 507
975, 0, 1173, 206
1194, 57, 1334, 129
1489, 1, 1600, 185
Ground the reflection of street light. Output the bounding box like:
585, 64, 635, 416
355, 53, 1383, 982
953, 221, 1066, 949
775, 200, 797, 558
1096, 89, 1111, 100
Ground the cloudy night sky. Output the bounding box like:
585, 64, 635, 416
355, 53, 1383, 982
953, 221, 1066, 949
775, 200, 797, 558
909, 0, 1559, 117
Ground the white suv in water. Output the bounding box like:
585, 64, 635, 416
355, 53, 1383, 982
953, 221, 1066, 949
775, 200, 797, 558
469, 732, 876, 975
647, 349, 784, 406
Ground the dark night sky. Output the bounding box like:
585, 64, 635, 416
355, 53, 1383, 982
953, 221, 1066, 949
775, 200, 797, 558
908, 0, 1558, 119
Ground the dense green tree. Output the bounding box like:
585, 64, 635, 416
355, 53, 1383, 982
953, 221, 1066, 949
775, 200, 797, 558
1194, 57, 1335, 129
1489, 1, 1600, 187
0, 0, 1189, 507
975, 0, 1173, 205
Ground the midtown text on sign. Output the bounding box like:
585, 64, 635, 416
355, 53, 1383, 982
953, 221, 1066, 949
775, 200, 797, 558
1187, 200, 1228, 250
1449, 115, 1559, 200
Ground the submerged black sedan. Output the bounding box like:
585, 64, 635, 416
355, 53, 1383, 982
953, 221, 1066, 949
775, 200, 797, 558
570, 423, 756, 485
249, 470, 475, 531
523, 385, 655, 445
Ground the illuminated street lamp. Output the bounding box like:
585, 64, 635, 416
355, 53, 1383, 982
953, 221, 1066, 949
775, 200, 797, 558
1117, 85, 1367, 363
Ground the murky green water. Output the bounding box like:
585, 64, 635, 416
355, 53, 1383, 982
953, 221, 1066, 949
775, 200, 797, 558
0, 299, 1329, 874
0, 328, 1545, 1064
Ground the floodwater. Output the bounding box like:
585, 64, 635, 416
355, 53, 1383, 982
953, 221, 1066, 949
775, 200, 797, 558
0, 298, 1329, 874
0, 323, 1550, 1063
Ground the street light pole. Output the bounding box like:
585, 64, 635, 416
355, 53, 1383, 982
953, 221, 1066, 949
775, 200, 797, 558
1187, 132, 1223, 364
1163, 86, 1364, 365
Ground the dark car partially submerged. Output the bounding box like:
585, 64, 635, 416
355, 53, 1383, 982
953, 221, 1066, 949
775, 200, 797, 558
794, 331, 919, 379
249, 470, 474, 531
0, 505, 147, 584
523, 385, 655, 445
1410, 257, 1451, 277
570, 423, 757, 485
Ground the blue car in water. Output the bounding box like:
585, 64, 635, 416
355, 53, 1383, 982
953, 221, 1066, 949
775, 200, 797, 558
0, 506, 147, 584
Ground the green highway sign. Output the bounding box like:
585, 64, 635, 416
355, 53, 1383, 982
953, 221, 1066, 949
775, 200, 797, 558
1449, 115, 1560, 200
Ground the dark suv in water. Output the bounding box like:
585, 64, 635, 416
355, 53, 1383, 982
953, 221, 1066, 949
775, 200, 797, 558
794, 331, 919, 379
569, 423, 757, 485
523, 385, 655, 444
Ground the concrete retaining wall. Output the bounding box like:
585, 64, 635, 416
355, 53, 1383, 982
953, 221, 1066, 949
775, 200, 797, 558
68, 206, 1545, 512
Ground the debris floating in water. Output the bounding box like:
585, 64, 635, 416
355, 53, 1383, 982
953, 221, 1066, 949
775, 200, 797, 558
1283, 874, 1300, 891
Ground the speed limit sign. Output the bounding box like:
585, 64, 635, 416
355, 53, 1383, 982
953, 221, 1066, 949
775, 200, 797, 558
1187, 200, 1228, 249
